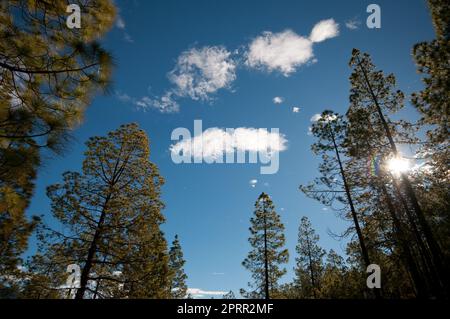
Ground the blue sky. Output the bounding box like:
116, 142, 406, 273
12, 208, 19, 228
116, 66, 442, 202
26, 0, 435, 298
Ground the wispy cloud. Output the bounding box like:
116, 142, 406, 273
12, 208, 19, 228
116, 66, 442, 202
212, 272, 225, 276
115, 15, 126, 29
292, 107, 300, 113
115, 12, 134, 43
170, 127, 288, 161
249, 179, 258, 188
245, 19, 339, 76
168, 46, 237, 101
115, 91, 179, 113
345, 19, 361, 30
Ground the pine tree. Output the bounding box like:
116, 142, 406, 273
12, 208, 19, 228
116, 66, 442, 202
0, 0, 116, 285
26, 124, 170, 299
222, 290, 236, 299
412, 0, 449, 147
412, 0, 450, 272
344, 97, 430, 297
300, 111, 376, 287
241, 193, 288, 299
294, 216, 325, 298
320, 250, 348, 298
169, 235, 188, 299
348, 49, 448, 297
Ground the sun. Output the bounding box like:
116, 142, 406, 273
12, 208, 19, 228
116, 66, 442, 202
387, 157, 410, 175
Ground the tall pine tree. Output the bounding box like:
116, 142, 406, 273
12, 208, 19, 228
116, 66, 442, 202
294, 216, 325, 298
26, 124, 170, 299
241, 193, 288, 299
169, 235, 188, 299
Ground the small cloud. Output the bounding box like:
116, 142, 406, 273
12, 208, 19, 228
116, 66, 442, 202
115, 91, 179, 113
322, 207, 329, 211
116, 15, 126, 29
292, 107, 300, 113
124, 33, 134, 43
309, 18, 340, 43
345, 19, 361, 30
307, 126, 313, 136
310, 113, 322, 122
310, 113, 337, 123
249, 179, 258, 188
116, 91, 132, 103
187, 288, 227, 298
115, 13, 134, 43
273, 96, 284, 104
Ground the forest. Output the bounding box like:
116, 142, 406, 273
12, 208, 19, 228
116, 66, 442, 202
0, 0, 448, 299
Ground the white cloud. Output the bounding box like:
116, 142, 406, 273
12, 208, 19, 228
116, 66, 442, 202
345, 19, 360, 30
245, 19, 338, 76
170, 127, 288, 161
115, 91, 179, 113
246, 29, 313, 76
115, 13, 134, 43
309, 19, 340, 43
292, 107, 300, 113
273, 96, 284, 104
147, 92, 179, 113
169, 46, 237, 101
116, 91, 132, 103
249, 179, 258, 188
124, 33, 134, 43
187, 288, 227, 298
116, 15, 126, 29
310, 113, 337, 122
310, 113, 322, 122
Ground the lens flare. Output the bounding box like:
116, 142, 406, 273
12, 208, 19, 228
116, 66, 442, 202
387, 157, 410, 174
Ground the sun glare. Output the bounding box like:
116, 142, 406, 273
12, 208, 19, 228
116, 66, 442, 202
387, 157, 410, 175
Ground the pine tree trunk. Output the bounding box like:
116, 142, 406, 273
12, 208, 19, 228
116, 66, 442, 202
329, 127, 381, 298
75, 194, 110, 299
378, 182, 428, 298
263, 206, 270, 300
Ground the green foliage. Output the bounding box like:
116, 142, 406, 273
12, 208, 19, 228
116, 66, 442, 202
24, 124, 172, 299
169, 235, 188, 299
0, 0, 115, 286
293, 216, 325, 298
241, 193, 288, 299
